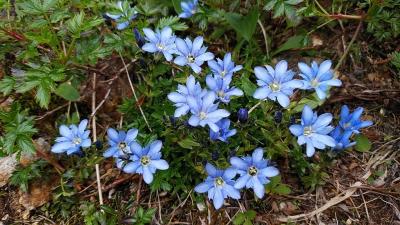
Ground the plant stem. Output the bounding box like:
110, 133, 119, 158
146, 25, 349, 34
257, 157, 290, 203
248, 101, 262, 114
92, 73, 104, 206
119, 53, 152, 132
257, 19, 270, 59
334, 20, 363, 71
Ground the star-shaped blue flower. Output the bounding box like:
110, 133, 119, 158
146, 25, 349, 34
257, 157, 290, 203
338, 105, 373, 136
194, 163, 240, 209
179, 0, 198, 18
142, 26, 176, 61
207, 53, 243, 78
103, 128, 138, 158
289, 105, 337, 157
174, 36, 214, 73
51, 119, 91, 155
206, 74, 243, 103
123, 140, 169, 184
330, 126, 356, 151
298, 60, 342, 100
106, 1, 138, 30
230, 148, 279, 199
167, 75, 207, 117
209, 119, 237, 142
187, 92, 230, 132
253, 60, 303, 108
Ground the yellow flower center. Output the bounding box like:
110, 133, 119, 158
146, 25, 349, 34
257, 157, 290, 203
269, 82, 280, 92
248, 166, 258, 176
215, 177, 224, 186
72, 138, 81, 145
156, 43, 165, 50
303, 126, 313, 136
187, 55, 195, 63
217, 91, 225, 97
199, 112, 207, 120
220, 70, 227, 77
311, 79, 319, 87
140, 156, 150, 166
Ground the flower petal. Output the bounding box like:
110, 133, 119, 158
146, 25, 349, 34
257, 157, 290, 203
151, 159, 169, 170
143, 166, 154, 184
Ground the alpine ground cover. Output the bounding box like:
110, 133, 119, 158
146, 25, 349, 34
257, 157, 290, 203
0, 0, 399, 224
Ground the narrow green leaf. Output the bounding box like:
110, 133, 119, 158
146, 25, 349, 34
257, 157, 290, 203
272, 35, 307, 56
225, 8, 259, 41
178, 137, 200, 149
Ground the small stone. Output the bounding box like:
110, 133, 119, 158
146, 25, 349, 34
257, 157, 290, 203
0, 154, 18, 187
19, 181, 53, 211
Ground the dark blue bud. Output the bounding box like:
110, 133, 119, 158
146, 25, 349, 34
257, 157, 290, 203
274, 111, 283, 123
202, 160, 207, 166
211, 151, 219, 161
237, 108, 248, 123
95, 141, 103, 150
73, 150, 85, 157
289, 115, 296, 125
134, 28, 145, 48
102, 14, 112, 26
169, 116, 176, 125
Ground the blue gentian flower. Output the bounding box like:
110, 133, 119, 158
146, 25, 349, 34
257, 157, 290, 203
207, 53, 243, 78
106, 1, 138, 30
210, 119, 237, 142
330, 126, 355, 151
167, 75, 207, 117
298, 60, 342, 100
123, 140, 169, 184
253, 60, 303, 108
230, 148, 279, 199
174, 36, 214, 73
289, 105, 337, 157
179, 0, 198, 18
187, 92, 230, 132
206, 74, 243, 103
237, 108, 248, 123
103, 128, 138, 158
194, 163, 240, 209
142, 26, 176, 61
338, 105, 373, 136
51, 119, 91, 155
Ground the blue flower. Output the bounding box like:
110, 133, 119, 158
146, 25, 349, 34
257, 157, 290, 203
206, 74, 243, 103
51, 119, 91, 155
207, 53, 243, 78
123, 140, 169, 184
253, 60, 303, 108
103, 128, 138, 158
142, 26, 176, 61
179, 0, 198, 18
106, 1, 138, 30
298, 60, 342, 100
338, 105, 373, 136
230, 148, 279, 199
330, 126, 355, 151
210, 119, 237, 142
187, 92, 230, 132
289, 105, 337, 157
174, 36, 214, 73
194, 163, 240, 209
167, 75, 207, 117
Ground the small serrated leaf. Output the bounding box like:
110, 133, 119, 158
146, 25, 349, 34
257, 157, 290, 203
55, 83, 80, 101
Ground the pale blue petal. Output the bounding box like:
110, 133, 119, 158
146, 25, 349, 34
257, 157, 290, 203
151, 159, 169, 170
143, 166, 154, 184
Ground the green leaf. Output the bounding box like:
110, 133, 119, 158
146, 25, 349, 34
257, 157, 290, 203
272, 34, 307, 56
55, 83, 80, 101
0, 76, 16, 95
36, 84, 51, 108
225, 8, 259, 41
178, 137, 201, 149
355, 135, 372, 152
239, 76, 257, 96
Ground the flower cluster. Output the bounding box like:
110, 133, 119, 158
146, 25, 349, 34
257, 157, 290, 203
142, 27, 214, 74
253, 60, 342, 108
51, 121, 168, 184
195, 148, 279, 209
103, 129, 169, 184
330, 105, 373, 151
140, 26, 242, 142
105, 1, 138, 30
290, 105, 373, 157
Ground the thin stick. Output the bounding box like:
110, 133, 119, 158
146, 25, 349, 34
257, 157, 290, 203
248, 101, 262, 114
92, 73, 104, 206
334, 20, 362, 71
119, 53, 152, 132
257, 19, 269, 59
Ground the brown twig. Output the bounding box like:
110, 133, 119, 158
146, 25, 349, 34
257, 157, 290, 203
35, 148, 65, 172
335, 20, 363, 71
103, 174, 136, 192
